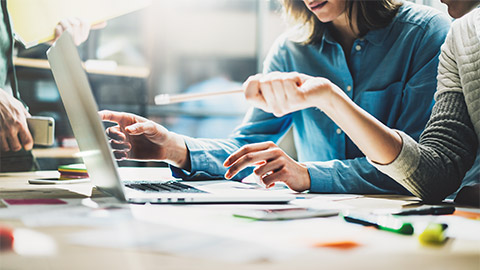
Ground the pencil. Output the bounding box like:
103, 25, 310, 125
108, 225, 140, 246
154, 88, 244, 105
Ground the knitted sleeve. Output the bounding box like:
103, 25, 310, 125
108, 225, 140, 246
372, 91, 478, 203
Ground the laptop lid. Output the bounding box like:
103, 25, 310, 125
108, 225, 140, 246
47, 33, 127, 202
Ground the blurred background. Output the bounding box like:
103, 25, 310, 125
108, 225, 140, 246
14, 0, 447, 169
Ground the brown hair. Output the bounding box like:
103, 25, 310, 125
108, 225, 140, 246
281, 0, 402, 44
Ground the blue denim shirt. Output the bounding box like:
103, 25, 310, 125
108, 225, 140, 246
172, 2, 451, 194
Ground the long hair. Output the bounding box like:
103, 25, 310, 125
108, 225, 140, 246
281, 0, 402, 44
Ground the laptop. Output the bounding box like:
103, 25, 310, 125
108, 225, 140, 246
46, 33, 294, 204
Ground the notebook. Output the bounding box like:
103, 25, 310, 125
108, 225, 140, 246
46, 33, 294, 204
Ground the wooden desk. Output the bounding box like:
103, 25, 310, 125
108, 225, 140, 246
13, 57, 150, 79
0, 168, 478, 270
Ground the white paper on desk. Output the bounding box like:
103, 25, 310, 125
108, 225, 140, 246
0, 198, 80, 220
20, 198, 130, 228
127, 204, 357, 257
69, 221, 296, 263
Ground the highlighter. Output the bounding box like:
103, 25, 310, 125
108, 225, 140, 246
418, 223, 448, 246
342, 212, 414, 235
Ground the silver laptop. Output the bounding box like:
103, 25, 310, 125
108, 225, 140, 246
46, 33, 294, 204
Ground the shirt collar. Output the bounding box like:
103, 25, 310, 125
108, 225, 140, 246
319, 19, 395, 49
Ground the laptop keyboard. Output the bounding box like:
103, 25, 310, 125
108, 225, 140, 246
124, 181, 206, 193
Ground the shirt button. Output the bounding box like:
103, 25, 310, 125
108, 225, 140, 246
346, 85, 352, 92
355, 45, 362, 51
336, 128, 342, 135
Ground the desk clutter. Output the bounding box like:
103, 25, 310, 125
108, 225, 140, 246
58, 164, 89, 179
0, 168, 479, 268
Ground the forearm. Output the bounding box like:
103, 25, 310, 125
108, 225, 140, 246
165, 132, 191, 170
306, 157, 410, 194
171, 137, 254, 180
318, 86, 402, 165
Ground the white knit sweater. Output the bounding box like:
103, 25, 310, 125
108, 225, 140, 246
372, 8, 480, 202
437, 8, 480, 138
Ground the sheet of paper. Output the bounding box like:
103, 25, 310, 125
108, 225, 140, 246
8, 0, 151, 48
69, 221, 296, 263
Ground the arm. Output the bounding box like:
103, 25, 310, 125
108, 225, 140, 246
226, 15, 450, 194
99, 109, 292, 181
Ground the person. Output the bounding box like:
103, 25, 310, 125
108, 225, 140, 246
0, 0, 104, 172
100, 0, 450, 195
227, 0, 480, 205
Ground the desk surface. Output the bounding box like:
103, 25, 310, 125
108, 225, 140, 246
13, 57, 150, 79
0, 168, 478, 270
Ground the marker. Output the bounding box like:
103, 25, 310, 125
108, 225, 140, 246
342, 212, 414, 235
393, 206, 455, 216
418, 223, 448, 246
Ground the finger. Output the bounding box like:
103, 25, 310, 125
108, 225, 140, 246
59, 19, 72, 34
18, 126, 34, 151
98, 110, 130, 124
253, 158, 284, 179
99, 110, 148, 125
258, 79, 277, 113
54, 24, 63, 40
244, 74, 267, 109
106, 126, 126, 142
6, 131, 22, 152
125, 121, 160, 137
113, 150, 128, 160
91, 21, 107, 30
283, 72, 303, 100
0, 134, 9, 152
225, 147, 279, 179
224, 141, 275, 167
270, 78, 287, 112
109, 139, 131, 150
76, 18, 90, 45
261, 170, 286, 188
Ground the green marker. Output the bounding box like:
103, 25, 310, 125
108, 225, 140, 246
342, 212, 414, 235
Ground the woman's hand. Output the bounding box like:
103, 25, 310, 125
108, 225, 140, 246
243, 72, 339, 117
98, 110, 190, 169
223, 141, 310, 192
0, 90, 33, 152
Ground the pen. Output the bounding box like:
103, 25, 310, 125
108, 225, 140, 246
342, 213, 414, 235
393, 206, 455, 216
154, 89, 244, 105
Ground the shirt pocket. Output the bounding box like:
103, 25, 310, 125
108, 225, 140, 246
354, 81, 404, 125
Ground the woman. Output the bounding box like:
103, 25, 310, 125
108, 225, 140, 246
101, 0, 450, 195
228, 0, 479, 204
